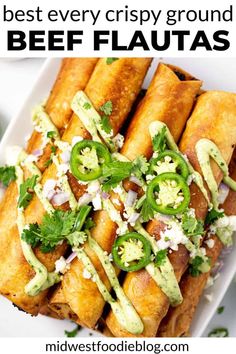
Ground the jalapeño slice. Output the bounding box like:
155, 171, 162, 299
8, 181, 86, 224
147, 172, 190, 215
112, 232, 152, 272
70, 140, 111, 181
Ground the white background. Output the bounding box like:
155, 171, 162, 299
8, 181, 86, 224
0, 58, 236, 337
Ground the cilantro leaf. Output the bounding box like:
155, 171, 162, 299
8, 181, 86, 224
0, 166, 16, 187
208, 327, 228, 337
100, 101, 113, 116
67, 231, 87, 248
152, 126, 167, 152
217, 306, 225, 314
21, 223, 41, 248
205, 208, 224, 226
44, 145, 57, 167
189, 256, 204, 277
51, 145, 57, 154
182, 213, 204, 237
84, 217, 95, 230
40, 210, 76, 249
22, 208, 91, 252
140, 198, 154, 222
83, 102, 91, 110
132, 156, 149, 179
102, 161, 132, 191
47, 131, 57, 139
155, 249, 168, 267
65, 325, 81, 338
106, 58, 119, 65
101, 115, 112, 134
44, 158, 52, 168
18, 175, 38, 209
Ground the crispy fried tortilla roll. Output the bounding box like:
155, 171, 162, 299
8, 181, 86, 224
158, 151, 236, 337
0, 58, 97, 247
0, 58, 151, 315
27, 58, 98, 170
49, 63, 201, 328
106, 91, 236, 337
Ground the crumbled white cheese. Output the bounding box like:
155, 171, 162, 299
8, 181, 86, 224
146, 174, 155, 182
72, 136, 84, 147
187, 174, 194, 186
209, 224, 217, 235
204, 293, 213, 302
112, 133, 124, 149
23, 154, 38, 164
123, 212, 129, 219
152, 151, 159, 159
154, 213, 173, 223
92, 193, 102, 211
83, 268, 92, 279
87, 180, 100, 194
116, 221, 128, 235
109, 208, 122, 223
55, 256, 70, 274
60, 150, 71, 164
113, 185, 123, 195
56, 163, 69, 177
205, 238, 215, 249
221, 216, 236, 230
187, 208, 196, 217
205, 276, 214, 289
157, 221, 188, 251
200, 247, 207, 256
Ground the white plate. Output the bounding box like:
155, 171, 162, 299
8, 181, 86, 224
0, 58, 236, 337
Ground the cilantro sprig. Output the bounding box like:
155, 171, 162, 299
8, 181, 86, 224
132, 156, 149, 180
101, 116, 112, 134
106, 58, 119, 65
205, 208, 224, 226
217, 306, 225, 314
155, 249, 168, 267
101, 155, 149, 192
21, 206, 91, 253
65, 325, 81, 338
100, 101, 113, 116
189, 255, 210, 277
140, 198, 154, 222
99, 101, 113, 135
208, 327, 228, 337
0, 166, 16, 187
44, 145, 57, 167
152, 126, 167, 153
182, 212, 204, 237
18, 175, 38, 209
47, 131, 57, 139
102, 161, 132, 191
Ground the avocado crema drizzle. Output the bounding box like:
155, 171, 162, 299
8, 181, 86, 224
11, 90, 236, 335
